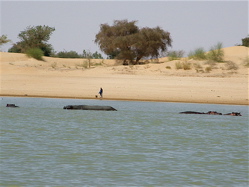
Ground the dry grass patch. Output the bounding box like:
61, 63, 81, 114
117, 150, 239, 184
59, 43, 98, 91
175, 61, 192, 70
225, 61, 238, 70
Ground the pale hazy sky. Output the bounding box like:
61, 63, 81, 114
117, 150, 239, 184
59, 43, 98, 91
0, 0, 248, 57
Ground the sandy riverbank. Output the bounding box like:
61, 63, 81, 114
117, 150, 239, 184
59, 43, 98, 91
0, 46, 248, 105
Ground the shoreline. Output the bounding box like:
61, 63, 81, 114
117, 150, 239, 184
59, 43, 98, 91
1, 47, 248, 106
1, 94, 248, 106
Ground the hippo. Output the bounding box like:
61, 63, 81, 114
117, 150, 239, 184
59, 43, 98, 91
63, 105, 117, 111
206, 111, 222, 115
180, 111, 241, 116
224, 112, 242, 116
6, 104, 19, 108
180, 111, 222, 115
179, 111, 205, 114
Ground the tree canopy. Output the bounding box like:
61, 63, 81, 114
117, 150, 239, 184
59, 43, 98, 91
95, 20, 172, 64
9, 25, 55, 56
242, 36, 249, 47
0, 35, 11, 47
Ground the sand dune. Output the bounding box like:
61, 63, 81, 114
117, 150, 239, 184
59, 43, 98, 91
0, 46, 248, 105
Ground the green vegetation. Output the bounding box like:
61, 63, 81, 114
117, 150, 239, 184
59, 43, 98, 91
187, 43, 224, 62
57, 51, 81, 58
206, 42, 224, 62
82, 50, 103, 59
0, 35, 11, 47
54, 50, 103, 59
25, 48, 44, 61
241, 36, 249, 47
2, 22, 247, 66
188, 48, 206, 60
95, 19, 172, 64
167, 50, 184, 61
9, 25, 55, 56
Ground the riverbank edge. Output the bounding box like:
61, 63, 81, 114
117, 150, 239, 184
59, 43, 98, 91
1, 94, 248, 106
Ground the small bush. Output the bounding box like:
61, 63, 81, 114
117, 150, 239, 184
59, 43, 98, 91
188, 47, 206, 60
242, 57, 249, 67
166, 66, 171, 69
26, 48, 44, 61
167, 50, 184, 61
193, 63, 203, 72
207, 42, 224, 62
175, 62, 183, 69
175, 61, 191, 70
205, 66, 212, 73
242, 36, 249, 47
204, 60, 217, 68
193, 63, 202, 69
182, 62, 191, 70
225, 61, 238, 70
57, 50, 81, 58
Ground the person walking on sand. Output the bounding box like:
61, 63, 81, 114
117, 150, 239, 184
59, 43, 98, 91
99, 87, 103, 98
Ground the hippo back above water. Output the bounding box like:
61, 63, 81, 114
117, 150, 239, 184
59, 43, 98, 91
63, 105, 117, 111
6, 104, 19, 108
180, 111, 241, 116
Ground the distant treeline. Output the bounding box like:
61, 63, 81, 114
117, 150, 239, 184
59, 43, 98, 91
54, 50, 103, 59
0, 23, 248, 63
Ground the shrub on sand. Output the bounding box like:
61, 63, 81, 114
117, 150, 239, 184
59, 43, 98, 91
207, 42, 224, 62
205, 66, 212, 73
175, 61, 191, 70
167, 50, 185, 61
188, 47, 206, 60
242, 57, 249, 67
175, 62, 183, 69
26, 48, 44, 61
225, 61, 238, 70
193, 63, 203, 72
204, 60, 217, 68
182, 62, 191, 70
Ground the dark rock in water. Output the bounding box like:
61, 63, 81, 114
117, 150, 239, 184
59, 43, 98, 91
224, 112, 242, 116
63, 105, 117, 111
6, 104, 19, 108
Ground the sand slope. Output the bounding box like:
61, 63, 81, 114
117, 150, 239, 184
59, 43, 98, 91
0, 46, 248, 105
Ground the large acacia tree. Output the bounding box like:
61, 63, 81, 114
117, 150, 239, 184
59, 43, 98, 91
95, 20, 172, 64
9, 25, 55, 56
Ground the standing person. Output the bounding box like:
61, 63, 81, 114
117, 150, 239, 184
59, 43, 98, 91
99, 87, 103, 98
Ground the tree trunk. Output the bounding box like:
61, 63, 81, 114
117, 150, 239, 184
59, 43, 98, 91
135, 56, 142, 64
